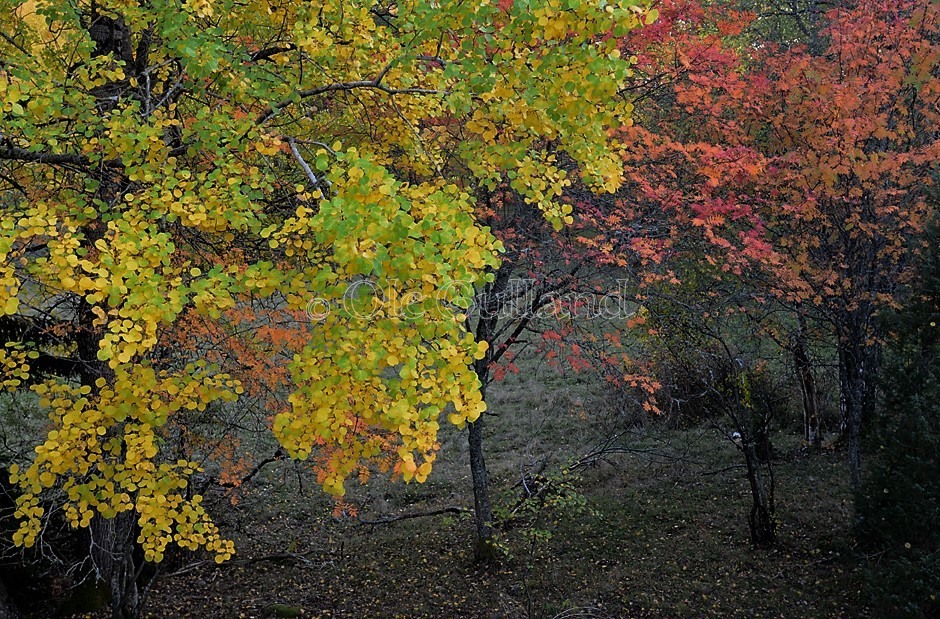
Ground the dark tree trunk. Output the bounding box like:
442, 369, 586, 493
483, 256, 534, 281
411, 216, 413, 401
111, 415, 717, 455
742, 438, 776, 548
726, 365, 776, 548
753, 417, 774, 464
78, 308, 147, 619
839, 344, 865, 490
837, 318, 880, 490
465, 265, 513, 561
90, 514, 141, 619
794, 310, 821, 447
467, 415, 494, 560
0, 577, 20, 619
77, 181, 151, 618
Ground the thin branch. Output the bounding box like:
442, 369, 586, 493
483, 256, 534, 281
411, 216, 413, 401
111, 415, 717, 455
198, 449, 284, 494
357, 506, 469, 526
163, 550, 319, 578
0, 31, 30, 57
149, 74, 185, 116
289, 139, 337, 156
0, 170, 28, 196
258, 71, 445, 124
702, 464, 747, 476
372, 60, 394, 85
287, 138, 322, 189
417, 54, 447, 66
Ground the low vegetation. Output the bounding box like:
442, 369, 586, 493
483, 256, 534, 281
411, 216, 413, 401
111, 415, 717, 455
0, 357, 871, 618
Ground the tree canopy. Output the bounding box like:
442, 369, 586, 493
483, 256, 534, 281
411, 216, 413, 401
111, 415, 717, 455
0, 0, 653, 566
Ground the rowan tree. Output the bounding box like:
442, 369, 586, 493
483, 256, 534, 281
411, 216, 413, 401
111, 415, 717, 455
0, 0, 649, 615
725, 0, 940, 487
597, 0, 940, 490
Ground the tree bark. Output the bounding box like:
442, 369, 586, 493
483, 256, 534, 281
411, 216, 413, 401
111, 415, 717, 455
77, 183, 148, 618
839, 344, 864, 490
467, 416, 494, 559
794, 310, 821, 447
465, 265, 513, 560
90, 513, 140, 619
726, 365, 776, 548
837, 323, 879, 490
63, 14, 168, 616
0, 577, 21, 619
742, 438, 776, 548
79, 305, 146, 619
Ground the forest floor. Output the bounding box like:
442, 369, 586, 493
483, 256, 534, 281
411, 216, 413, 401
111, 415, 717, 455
12, 357, 870, 618
138, 360, 868, 619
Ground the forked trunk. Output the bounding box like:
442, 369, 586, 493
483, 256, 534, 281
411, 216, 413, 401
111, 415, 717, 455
743, 439, 776, 548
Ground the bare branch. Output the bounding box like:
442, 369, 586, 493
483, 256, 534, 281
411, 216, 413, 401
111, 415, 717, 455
0, 142, 93, 167
357, 506, 469, 526
250, 44, 295, 62
258, 73, 445, 124
287, 138, 322, 188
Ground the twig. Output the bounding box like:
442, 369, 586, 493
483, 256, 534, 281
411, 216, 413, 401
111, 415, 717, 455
162, 559, 211, 578
220, 449, 284, 488
702, 464, 747, 476
197, 449, 284, 495
163, 550, 317, 578
242, 552, 314, 566
287, 138, 323, 190
357, 506, 469, 526
258, 63, 445, 124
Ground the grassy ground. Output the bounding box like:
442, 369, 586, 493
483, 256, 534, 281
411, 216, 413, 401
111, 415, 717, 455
128, 359, 869, 619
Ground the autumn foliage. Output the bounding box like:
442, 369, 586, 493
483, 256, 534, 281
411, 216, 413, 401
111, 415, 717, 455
0, 0, 655, 585
577, 0, 940, 485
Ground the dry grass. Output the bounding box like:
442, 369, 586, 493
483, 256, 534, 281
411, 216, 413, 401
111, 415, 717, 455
132, 355, 870, 619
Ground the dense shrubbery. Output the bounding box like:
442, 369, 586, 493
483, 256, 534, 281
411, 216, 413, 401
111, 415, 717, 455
857, 218, 940, 617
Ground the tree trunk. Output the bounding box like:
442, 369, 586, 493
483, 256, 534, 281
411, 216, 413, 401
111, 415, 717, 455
839, 345, 865, 490
794, 310, 821, 447
753, 417, 774, 464
465, 264, 513, 561
467, 415, 495, 560
742, 439, 776, 548
77, 216, 151, 618
0, 577, 20, 619
90, 513, 142, 619
837, 327, 879, 490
